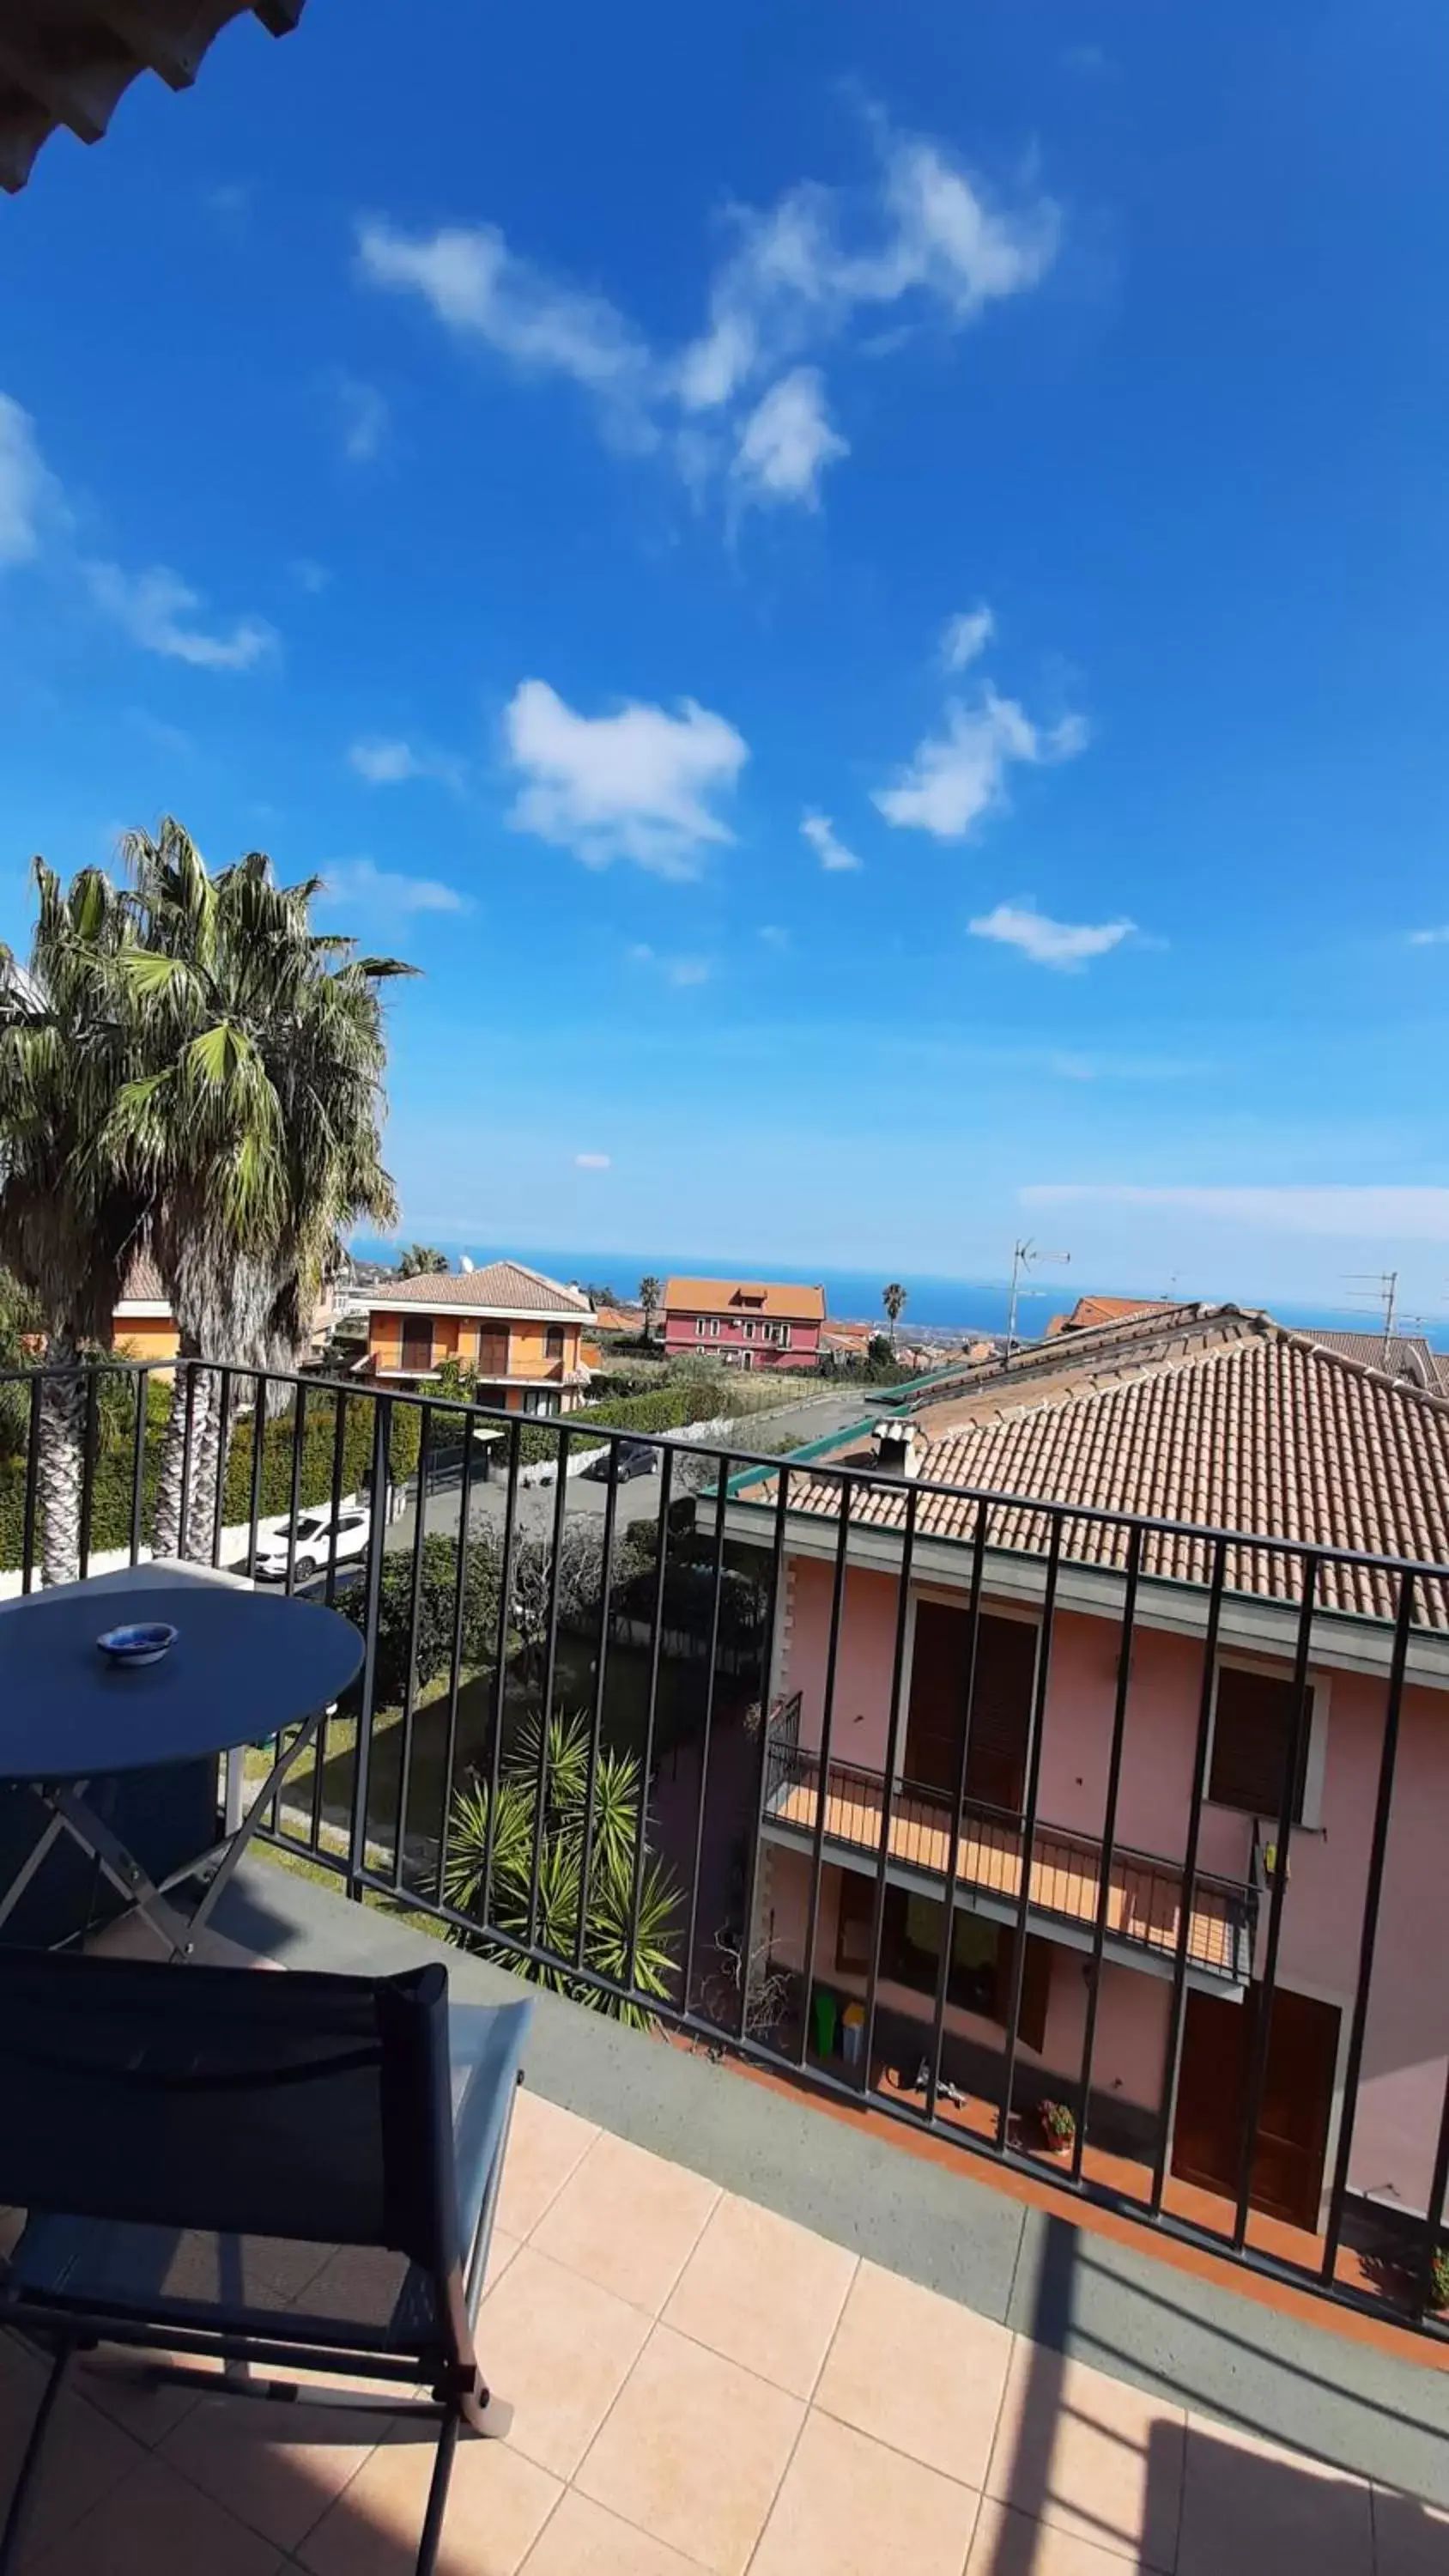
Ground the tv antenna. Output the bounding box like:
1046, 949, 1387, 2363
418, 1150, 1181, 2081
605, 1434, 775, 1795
1343, 1269, 1410, 1370
1005, 1240, 1070, 1357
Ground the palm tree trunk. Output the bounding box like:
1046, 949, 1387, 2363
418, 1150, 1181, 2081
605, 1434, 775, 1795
152, 1346, 203, 1560
183, 1363, 233, 1561
37, 1333, 83, 1588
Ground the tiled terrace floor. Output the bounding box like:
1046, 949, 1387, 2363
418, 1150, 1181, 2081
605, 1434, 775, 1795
3, 2074, 1445, 2575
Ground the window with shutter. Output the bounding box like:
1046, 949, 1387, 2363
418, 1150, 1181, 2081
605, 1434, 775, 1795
1208, 1664, 1313, 1819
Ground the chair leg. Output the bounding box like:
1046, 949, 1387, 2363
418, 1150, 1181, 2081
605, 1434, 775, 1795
0, 2346, 70, 2576
414, 2407, 460, 2576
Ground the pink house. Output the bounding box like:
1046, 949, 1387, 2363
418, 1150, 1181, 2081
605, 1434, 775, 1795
663, 1276, 825, 1373
721, 1303, 1449, 2251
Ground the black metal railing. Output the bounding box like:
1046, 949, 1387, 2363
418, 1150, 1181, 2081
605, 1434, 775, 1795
6, 1352, 1449, 2342
761, 1699, 1258, 1985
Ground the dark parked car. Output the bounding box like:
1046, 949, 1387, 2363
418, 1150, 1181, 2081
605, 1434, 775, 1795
582, 1439, 658, 1482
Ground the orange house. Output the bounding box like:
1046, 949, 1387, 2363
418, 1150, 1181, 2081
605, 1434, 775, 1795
111, 1250, 181, 1365
360, 1261, 594, 1413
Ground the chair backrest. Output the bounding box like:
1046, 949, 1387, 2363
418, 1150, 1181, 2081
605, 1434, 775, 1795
0, 1949, 460, 2278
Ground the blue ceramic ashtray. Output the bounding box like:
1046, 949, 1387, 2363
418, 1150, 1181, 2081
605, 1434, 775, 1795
97, 1622, 177, 1668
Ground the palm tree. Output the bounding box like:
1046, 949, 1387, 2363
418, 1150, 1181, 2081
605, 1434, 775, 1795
882, 1281, 907, 1349
638, 1275, 662, 1342
445, 1710, 681, 2024
397, 1244, 449, 1277
0, 866, 151, 1583
104, 821, 413, 1556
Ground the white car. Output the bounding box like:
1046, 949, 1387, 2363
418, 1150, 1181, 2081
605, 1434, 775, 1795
254, 1504, 370, 1583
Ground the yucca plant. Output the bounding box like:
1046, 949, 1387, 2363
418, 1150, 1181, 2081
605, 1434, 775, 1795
444, 1710, 682, 2026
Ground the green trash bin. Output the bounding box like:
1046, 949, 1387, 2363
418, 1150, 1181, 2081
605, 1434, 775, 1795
811, 1986, 839, 2058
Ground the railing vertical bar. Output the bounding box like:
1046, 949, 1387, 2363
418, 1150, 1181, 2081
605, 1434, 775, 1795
481, 1419, 522, 1936
20, 1371, 40, 1595
995, 1514, 1063, 2151
626, 1446, 674, 1995
682, 1450, 730, 2014
1321, 1571, 1416, 2281
1071, 1523, 1143, 2180
736, 1461, 791, 2050
1231, 1551, 1320, 2251
391, 1404, 433, 1893
323, 1389, 349, 1607
178, 1364, 198, 1564
245, 1370, 265, 1577
574, 1441, 621, 1971
209, 1364, 233, 1569
1421, 2065, 1449, 2315
433, 1413, 476, 1905
797, 1474, 852, 2070
925, 1500, 989, 2124
128, 1368, 147, 1566
76, 1363, 99, 1578
347, 1394, 393, 1893
525, 1425, 570, 1947
859, 1485, 919, 2098
282, 1382, 307, 1598
1149, 1535, 1229, 2216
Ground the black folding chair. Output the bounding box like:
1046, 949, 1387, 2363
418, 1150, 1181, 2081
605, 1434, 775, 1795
0, 1947, 530, 2575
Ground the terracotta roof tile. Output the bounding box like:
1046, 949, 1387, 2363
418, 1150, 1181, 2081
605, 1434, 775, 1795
365, 1261, 591, 1315
766, 1315, 1449, 1626
117, 1250, 167, 1306
664, 1276, 826, 1322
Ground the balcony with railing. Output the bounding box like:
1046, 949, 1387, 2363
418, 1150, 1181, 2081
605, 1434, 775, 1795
761, 1691, 1258, 1989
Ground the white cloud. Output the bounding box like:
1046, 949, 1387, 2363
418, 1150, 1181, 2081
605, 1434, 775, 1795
322, 857, 470, 917
293, 557, 331, 594
941, 604, 994, 671
875, 685, 1087, 839
628, 943, 712, 987
1022, 1184, 1449, 1242
347, 736, 464, 792
504, 678, 747, 878
731, 368, 846, 507
759, 923, 790, 949
356, 122, 1058, 513
85, 562, 276, 671
801, 810, 863, 873
573, 1151, 611, 1170
356, 222, 653, 446
0, 394, 64, 565
968, 901, 1134, 970
1409, 927, 1449, 946
336, 374, 389, 464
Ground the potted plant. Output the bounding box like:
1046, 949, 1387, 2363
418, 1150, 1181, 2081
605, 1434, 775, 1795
1040, 2099, 1076, 2156
1429, 2245, 1449, 2312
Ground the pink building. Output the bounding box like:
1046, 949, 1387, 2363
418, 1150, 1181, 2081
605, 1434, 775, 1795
663, 1276, 825, 1372
721, 1303, 1449, 2249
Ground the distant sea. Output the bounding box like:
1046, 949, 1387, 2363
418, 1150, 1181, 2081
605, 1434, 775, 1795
349, 1236, 1422, 1347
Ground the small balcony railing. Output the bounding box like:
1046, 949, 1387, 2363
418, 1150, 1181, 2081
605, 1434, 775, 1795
762, 1695, 1257, 1988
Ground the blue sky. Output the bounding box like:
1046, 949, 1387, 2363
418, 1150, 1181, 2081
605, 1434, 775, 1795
3, 0, 1449, 1314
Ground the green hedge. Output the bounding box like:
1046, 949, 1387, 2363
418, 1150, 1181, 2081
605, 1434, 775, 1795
512, 1372, 739, 1468
339, 1530, 503, 1709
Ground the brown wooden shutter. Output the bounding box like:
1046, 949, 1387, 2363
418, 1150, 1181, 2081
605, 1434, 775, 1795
962, 1616, 1038, 1814
994, 1929, 1054, 2052
1208, 1668, 1313, 1818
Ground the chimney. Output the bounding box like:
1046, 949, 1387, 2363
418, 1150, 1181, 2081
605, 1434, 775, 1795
872, 1420, 923, 1479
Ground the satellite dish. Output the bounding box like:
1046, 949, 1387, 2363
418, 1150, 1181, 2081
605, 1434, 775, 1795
459, 1255, 475, 1273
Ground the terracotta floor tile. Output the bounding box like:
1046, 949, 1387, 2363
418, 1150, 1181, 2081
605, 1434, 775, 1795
967, 2496, 1152, 2573
27, 2452, 283, 2576
575, 2322, 803, 2575
495, 2092, 598, 2239
530, 2130, 719, 2313
485, 2227, 524, 2293
157, 2382, 397, 2553
0, 2347, 149, 2566
297, 2427, 560, 2576
288, 2245, 413, 2331
74, 2348, 211, 2449
518, 2489, 703, 2574
661, 2193, 857, 2397
749, 2408, 981, 2576
1177, 2416, 1373, 2576
477, 2245, 650, 2480
986, 2342, 1184, 2573
1373, 2486, 1449, 2574
815, 2257, 1012, 2489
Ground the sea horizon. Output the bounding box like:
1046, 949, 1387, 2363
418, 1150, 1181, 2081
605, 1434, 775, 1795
349, 1236, 1434, 1348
